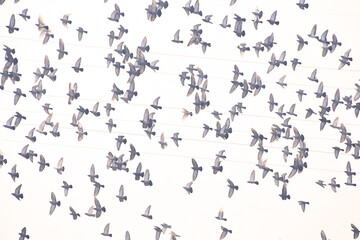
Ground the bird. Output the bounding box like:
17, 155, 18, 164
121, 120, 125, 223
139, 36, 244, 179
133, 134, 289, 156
171, 133, 182, 147
297, 0, 309, 10
220, 226, 232, 239
6, 14, 19, 33
12, 184, 23, 200
158, 132, 168, 149
227, 178, 238, 198
101, 223, 112, 237
247, 170, 259, 185
215, 208, 227, 221
267, 10, 279, 25
351, 224, 360, 239
116, 185, 127, 202
54, 157, 65, 174
328, 177, 340, 192
94, 197, 106, 218
279, 183, 290, 200
8, 164, 19, 182
129, 143, 140, 160
142, 169, 153, 186
69, 206, 80, 220
62, 181, 73, 197
151, 97, 162, 110
141, 205, 153, 219
49, 192, 61, 215
220, 15, 231, 28
18, 227, 30, 240
183, 181, 193, 194
298, 201, 309, 212
72, 57, 83, 72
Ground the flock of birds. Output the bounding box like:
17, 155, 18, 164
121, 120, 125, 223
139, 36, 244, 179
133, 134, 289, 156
0, 0, 360, 239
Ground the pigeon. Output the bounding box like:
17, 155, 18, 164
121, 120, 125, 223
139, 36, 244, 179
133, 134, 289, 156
18, 227, 30, 240
220, 226, 232, 240
69, 206, 80, 220
142, 205, 153, 219
94, 197, 106, 218
54, 157, 65, 174
62, 181, 73, 197
116, 185, 127, 202
12, 184, 23, 200
279, 183, 290, 200
247, 170, 259, 185
298, 201, 309, 212
142, 169, 153, 186
227, 178, 238, 198
49, 192, 61, 215
183, 181, 193, 194
101, 223, 112, 237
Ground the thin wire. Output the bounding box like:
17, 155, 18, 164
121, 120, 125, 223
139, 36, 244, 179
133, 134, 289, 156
0, 117, 346, 157
1, 34, 359, 73
1, 88, 360, 129
0, 138, 346, 174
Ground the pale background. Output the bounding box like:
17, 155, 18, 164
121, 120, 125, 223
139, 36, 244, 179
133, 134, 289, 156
0, 0, 359, 239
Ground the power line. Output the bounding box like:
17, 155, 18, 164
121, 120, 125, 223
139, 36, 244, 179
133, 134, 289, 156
1, 34, 359, 74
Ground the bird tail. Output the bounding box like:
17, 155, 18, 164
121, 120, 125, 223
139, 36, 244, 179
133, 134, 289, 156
198, 167, 203, 171
123, 139, 127, 144
149, 180, 153, 186
219, 166, 223, 172
57, 201, 61, 206
234, 186, 239, 190
157, 10, 162, 17
121, 12, 125, 17
164, 1, 169, 8
283, 61, 287, 66
303, 162, 308, 168
124, 196, 127, 201
109, 234, 112, 237
85, 109, 89, 115
287, 195, 291, 199
305, 3, 309, 8
20, 194, 24, 199
146, 46, 150, 52
241, 31, 245, 37
102, 207, 106, 212
199, 11, 202, 16
336, 184, 340, 188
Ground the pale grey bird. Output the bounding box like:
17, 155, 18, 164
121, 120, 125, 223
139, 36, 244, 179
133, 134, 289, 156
316, 180, 326, 188
273, 172, 289, 187
62, 181, 73, 197
18, 227, 29, 240
296, 89, 307, 102
220, 226, 232, 240
253, 42, 264, 57
171, 133, 182, 147
169, 231, 180, 240
12, 184, 23, 200
276, 75, 287, 88
19, 9, 30, 21
94, 197, 106, 218
108, 3, 124, 22
87, 164, 98, 182
49, 123, 60, 137
191, 158, 202, 181
101, 223, 112, 237
159, 132, 167, 149
57, 39, 68, 60
328, 177, 340, 192
220, 15, 231, 28
125, 231, 130, 240
291, 58, 301, 70
321, 230, 328, 240
227, 178, 238, 198
13, 88, 26, 105
183, 181, 193, 194
93, 180, 105, 196
151, 97, 162, 110
247, 170, 259, 185
268, 93, 278, 112
84, 205, 95, 217
76, 122, 88, 141
60, 14, 72, 27
202, 124, 212, 138
54, 157, 65, 174
116, 184, 127, 202
154, 226, 162, 240
308, 69, 318, 82
215, 208, 227, 221
297, 0, 309, 9
76, 27, 87, 41
72, 57, 83, 73
267, 10, 279, 25
142, 205, 153, 219
133, 162, 144, 181
105, 54, 115, 68
298, 201, 309, 212
49, 192, 61, 215
106, 118, 116, 133
142, 169, 153, 186
8, 164, 19, 182
279, 183, 290, 200
6, 14, 19, 33
69, 206, 80, 220
351, 224, 360, 239
38, 155, 49, 172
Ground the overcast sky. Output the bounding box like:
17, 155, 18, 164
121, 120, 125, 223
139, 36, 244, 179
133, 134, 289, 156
0, 0, 360, 239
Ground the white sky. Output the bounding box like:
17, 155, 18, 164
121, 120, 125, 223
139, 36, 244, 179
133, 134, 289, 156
0, 0, 360, 239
